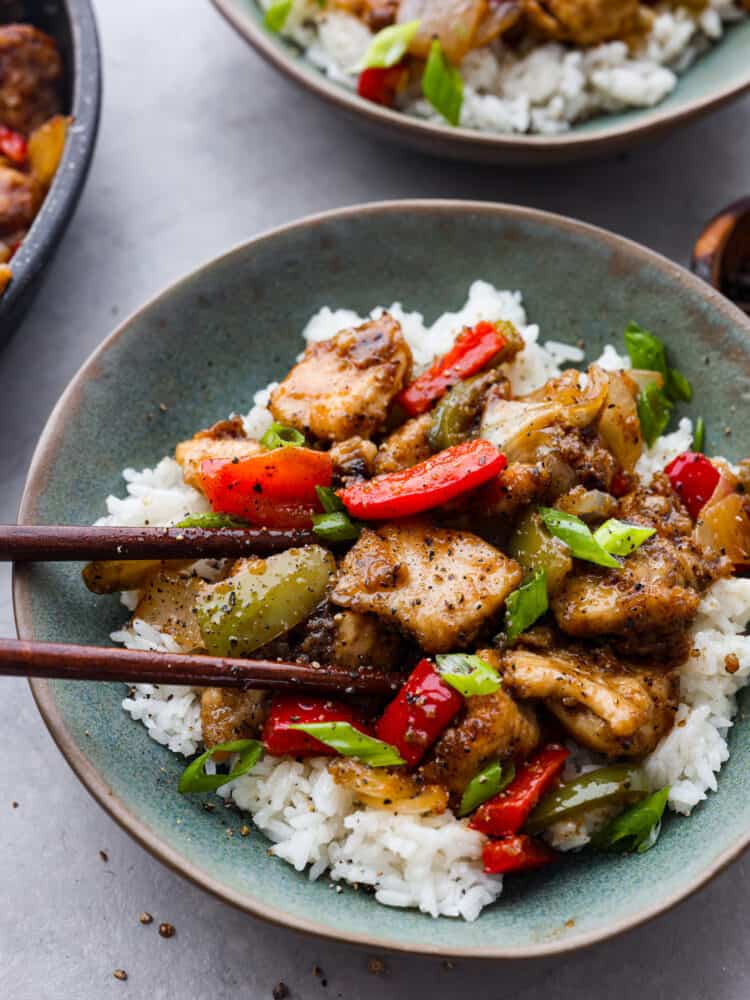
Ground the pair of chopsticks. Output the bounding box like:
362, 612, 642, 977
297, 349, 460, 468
2, 524, 399, 697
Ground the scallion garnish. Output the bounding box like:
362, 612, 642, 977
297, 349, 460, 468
176, 513, 250, 530
458, 760, 515, 817
434, 653, 501, 698
623, 322, 691, 444
591, 786, 670, 854
422, 39, 463, 127
693, 416, 705, 453
315, 484, 345, 514
504, 569, 548, 643
264, 0, 293, 32
357, 19, 420, 70
538, 507, 620, 569
260, 421, 306, 450
312, 511, 361, 542
592, 519, 655, 557
178, 739, 263, 794
288, 722, 404, 766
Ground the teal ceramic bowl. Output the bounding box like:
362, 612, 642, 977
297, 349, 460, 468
15, 201, 750, 957
211, 0, 750, 165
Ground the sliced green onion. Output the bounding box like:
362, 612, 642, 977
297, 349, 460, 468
504, 569, 548, 643
637, 381, 673, 447
422, 40, 463, 127
591, 786, 670, 854
260, 421, 306, 450
178, 739, 263, 794
176, 513, 250, 530
624, 322, 668, 376
288, 722, 404, 766
316, 484, 345, 514
357, 19, 420, 70
693, 416, 705, 453
592, 519, 655, 557
264, 0, 293, 32
312, 511, 361, 542
538, 508, 620, 569
666, 368, 692, 403
435, 653, 501, 698
458, 760, 515, 817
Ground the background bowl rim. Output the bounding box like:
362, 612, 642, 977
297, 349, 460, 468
211, 0, 750, 156
14, 198, 750, 958
0, 0, 102, 329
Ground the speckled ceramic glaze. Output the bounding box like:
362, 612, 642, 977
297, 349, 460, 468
15, 202, 750, 957
211, 0, 750, 165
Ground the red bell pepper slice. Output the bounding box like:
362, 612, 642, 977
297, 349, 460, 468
263, 696, 368, 757
357, 65, 407, 107
0, 125, 27, 166
397, 321, 508, 417
470, 745, 569, 837
664, 451, 721, 520
374, 659, 463, 767
338, 439, 506, 520
199, 447, 332, 530
482, 834, 558, 875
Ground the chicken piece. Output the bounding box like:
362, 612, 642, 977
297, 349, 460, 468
331, 520, 522, 653
330, 436, 377, 485
200, 688, 268, 748
374, 412, 433, 475
331, 609, 403, 670
524, 0, 649, 46
473, 460, 552, 520
420, 674, 540, 798
552, 483, 713, 660
330, 758, 448, 813
499, 645, 677, 757
269, 314, 412, 442
175, 417, 263, 489
0, 25, 62, 135
132, 569, 206, 651
0, 165, 40, 237
329, 0, 399, 29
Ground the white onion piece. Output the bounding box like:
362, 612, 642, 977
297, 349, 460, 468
397, 0, 487, 62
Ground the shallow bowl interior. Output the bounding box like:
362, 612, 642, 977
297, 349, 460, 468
212, 0, 750, 164
16, 201, 750, 957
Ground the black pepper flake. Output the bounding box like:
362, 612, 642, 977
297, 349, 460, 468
367, 957, 386, 975
158, 922, 176, 939
272, 984, 289, 1000
99, 850, 108, 863
139, 912, 153, 925
113, 969, 128, 982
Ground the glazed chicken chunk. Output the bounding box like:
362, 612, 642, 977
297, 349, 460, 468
269, 313, 412, 442
331, 520, 523, 653
374, 412, 433, 475
551, 482, 714, 660
420, 676, 540, 798
175, 416, 263, 489
200, 688, 267, 748
524, 0, 648, 46
499, 646, 678, 757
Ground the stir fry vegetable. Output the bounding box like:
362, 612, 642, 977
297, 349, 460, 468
537, 508, 621, 569
482, 834, 558, 875
524, 765, 649, 835
357, 64, 408, 107
397, 321, 511, 417
288, 722, 405, 767
338, 439, 506, 519
263, 697, 368, 756
509, 510, 573, 594
428, 368, 502, 451
470, 746, 569, 837
196, 546, 336, 656
435, 653, 501, 697
421, 38, 463, 125
374, 659, 463, 767
459, 761, 515, 818
664, 451, 721, 520
199, 447, 332, 529
503, 570, 549, 642
591, 787, 670, 854
178, 739, 263, 794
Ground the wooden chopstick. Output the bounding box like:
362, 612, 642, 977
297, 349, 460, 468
0, 638, 402, 695
0, 524, 317, 562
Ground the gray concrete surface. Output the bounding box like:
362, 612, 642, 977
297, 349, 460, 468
2, 1, 750, 996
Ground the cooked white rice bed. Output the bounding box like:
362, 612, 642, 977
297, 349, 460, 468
260, 0, 746, 136
109, 281, 750, 918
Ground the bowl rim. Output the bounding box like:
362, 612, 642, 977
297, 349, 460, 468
0, 0, 102, 328
211, 0, 750, 157
14, 199, 750, 958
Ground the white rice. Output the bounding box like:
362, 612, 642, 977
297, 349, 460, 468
261, 0, 746, 135
109, 281, 750, 914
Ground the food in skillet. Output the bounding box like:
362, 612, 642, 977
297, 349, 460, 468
258, 0, 748, 134
90, 282, 750, 920
0, 23, 68, 294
